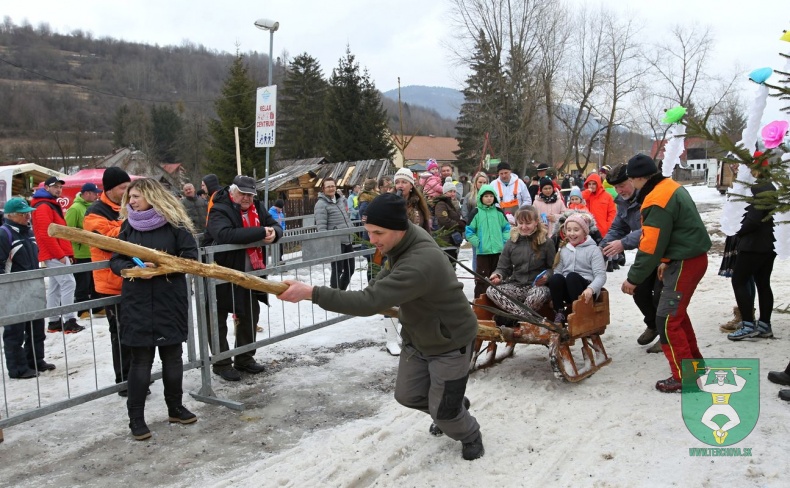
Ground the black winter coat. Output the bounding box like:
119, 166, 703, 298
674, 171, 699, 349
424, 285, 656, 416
0, 220, 40, 273
736, 181, 775, 254
204, 187, 283, 313
110, 221, 198, 347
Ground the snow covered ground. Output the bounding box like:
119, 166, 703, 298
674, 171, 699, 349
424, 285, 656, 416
1, 183, 789, 487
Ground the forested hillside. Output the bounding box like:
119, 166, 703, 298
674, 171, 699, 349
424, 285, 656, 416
0, 19, 455, 175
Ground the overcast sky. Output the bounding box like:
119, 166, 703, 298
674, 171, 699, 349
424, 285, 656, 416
4, 0, 789, 119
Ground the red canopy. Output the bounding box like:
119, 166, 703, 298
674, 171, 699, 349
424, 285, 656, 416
59, 168, 143, 210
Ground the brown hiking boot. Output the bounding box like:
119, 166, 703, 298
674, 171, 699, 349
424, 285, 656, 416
720, 306, 742, 332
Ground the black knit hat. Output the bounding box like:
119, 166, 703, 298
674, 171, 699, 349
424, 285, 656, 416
496, 161, 511, 172
102, 167, 131, 192
365, 193, 408, 231
539, 176, 553, 189
202, 174, 220, 194
606, 163, 629, 185
626, 154, 658, 178
273, 199, 285, 209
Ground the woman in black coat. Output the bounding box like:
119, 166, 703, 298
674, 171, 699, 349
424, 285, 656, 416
110, 178, 199, 440
727, 174, 776, 341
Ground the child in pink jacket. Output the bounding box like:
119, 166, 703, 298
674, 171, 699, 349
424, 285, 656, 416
419, 159, 443, 199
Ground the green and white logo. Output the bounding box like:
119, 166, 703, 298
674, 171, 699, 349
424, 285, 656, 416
681, 359, 759, 446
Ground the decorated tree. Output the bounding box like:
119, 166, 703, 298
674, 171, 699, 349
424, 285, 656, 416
683, 30, 790, 260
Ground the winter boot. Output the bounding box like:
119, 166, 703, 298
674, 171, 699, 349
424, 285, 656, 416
129, 418, 151, 440
779, 390, 790, 402
720, 307, 753, 333
637, 327, 658, 345
656, 376, 682, 393
168, 405, 197, 424
768, 371, 790, 386
384, 322, 401, 356
728, 321, 758, 341
462, 432, 485, 460
756, 320, 773, 338
646, 341, 663, 354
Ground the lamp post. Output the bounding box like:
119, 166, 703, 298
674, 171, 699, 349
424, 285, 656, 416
254, 18, 279, 206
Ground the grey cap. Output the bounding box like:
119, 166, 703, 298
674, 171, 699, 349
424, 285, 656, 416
233, 175, 257, 195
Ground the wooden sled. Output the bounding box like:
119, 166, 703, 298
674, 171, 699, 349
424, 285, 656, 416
472, 289, 612, 382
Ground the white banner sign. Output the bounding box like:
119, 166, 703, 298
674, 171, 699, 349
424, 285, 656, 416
255, 85, 277, 148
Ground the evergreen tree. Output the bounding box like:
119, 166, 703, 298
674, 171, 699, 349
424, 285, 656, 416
206, 52, 258, 184
322, 47, 394, 162
278, 53, 328, 159
455, 29, 504, 174
113, 104, 130, 148
717, 101, 747, 144
150, 104, 182, 163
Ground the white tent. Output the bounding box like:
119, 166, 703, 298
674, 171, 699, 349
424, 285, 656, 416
0, 163, 68, 210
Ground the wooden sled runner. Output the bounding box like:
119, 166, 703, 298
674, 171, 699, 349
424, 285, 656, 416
472, 289, 612, 382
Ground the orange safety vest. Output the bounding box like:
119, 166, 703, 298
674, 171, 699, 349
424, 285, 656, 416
496, 179, 520, 209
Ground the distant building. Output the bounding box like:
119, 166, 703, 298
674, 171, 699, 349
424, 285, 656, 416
392, 135, 459, 172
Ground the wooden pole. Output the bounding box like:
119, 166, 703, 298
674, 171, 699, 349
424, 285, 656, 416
47, 224, 398, 317
234, 126, 242, 175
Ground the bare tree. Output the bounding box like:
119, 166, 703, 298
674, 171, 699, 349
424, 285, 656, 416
554, 5, 607, 173
596, 13, 645, 165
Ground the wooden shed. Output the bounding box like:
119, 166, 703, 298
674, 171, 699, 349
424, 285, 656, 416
257, 158, 395, 201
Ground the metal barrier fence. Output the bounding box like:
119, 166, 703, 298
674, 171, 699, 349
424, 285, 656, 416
0, 225, 373, 432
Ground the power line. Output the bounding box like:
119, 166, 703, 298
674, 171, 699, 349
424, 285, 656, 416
0, 55, 257, 104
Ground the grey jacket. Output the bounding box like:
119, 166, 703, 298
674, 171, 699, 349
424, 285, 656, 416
599, 191, 641, 250
181, 196, 208, 233
313, 222, 478, 355
314, 192, 353, 244
494, 232, 555, 286
555, 236, 607, 296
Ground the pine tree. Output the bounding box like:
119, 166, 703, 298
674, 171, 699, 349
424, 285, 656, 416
113, 104, 130, 148
717, 101, 747, 144
322, 47, 394, 162
206, 52, 258, 184
455, 29, 504, 174
278, 53, 328, 159
150, 104, 182, 163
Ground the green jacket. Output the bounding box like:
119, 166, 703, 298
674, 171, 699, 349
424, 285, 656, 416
627, 176, 711, 285
64, 194, 92, 259
464, 184, 510, 256
313, 222, 478, 355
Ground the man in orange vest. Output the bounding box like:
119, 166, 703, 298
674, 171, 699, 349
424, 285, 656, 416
493, 162, 531, 220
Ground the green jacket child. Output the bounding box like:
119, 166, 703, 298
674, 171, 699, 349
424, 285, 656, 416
465, 184, 510, 255
465, 184, 510, 297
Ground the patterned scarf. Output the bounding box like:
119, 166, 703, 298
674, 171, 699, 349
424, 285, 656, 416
537, 191, 558, 204
241, 204, 266, 270
127, 206, 168, 232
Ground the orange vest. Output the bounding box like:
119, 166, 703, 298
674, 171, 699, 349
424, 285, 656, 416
496, 179, 520, 209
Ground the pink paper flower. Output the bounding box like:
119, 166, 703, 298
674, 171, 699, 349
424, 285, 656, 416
761, 120, 789, 149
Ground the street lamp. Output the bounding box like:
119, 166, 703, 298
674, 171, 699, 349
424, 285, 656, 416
254, 18, 279, 206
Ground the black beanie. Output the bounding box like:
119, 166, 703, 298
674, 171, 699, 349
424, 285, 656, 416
365, 193, 409, 231
626, 154, 658, 178
539, 176, 553, 189
102, 167, 131, 192
606, 163, 629, 185
274, 199, 285, 209
202, 174, 220, 194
